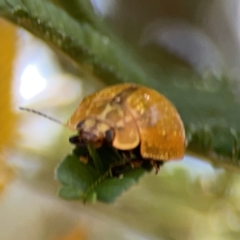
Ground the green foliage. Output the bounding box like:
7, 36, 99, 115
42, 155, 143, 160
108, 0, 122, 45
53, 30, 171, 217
1, 0, 240, 171
0, 0, 240, 205
56, 145, 151, 203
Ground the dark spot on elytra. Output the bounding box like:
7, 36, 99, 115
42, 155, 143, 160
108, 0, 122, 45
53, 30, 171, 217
111, 86, 138, 105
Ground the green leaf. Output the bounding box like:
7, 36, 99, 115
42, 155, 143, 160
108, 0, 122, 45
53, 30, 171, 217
56, 147, 152, 203
0, 0, 149, 85
56, 154, 100, 200
58, 186, 83, 200
94, 168, 147, 203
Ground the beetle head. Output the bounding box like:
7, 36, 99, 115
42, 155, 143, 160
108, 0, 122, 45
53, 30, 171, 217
71, 117, 114, 148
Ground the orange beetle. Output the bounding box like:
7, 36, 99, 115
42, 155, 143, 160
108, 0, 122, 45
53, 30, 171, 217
67, 83, 185, 172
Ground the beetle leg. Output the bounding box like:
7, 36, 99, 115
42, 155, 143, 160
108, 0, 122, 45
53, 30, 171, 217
109, 162, 130, 177
69, 135, 90, 163
69, 135, 88, 147
150, 160, 163, 174
109, 160, 143, 177
110, 150, 144, 174
130, 159, 143, 169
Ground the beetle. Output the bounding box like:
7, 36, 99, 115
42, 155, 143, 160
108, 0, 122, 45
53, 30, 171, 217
67, 83, 185, 173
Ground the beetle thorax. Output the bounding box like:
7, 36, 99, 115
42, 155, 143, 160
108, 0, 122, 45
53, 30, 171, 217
77, 118, 114, 148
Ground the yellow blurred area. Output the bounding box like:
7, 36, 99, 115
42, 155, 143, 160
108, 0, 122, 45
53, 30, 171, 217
0, 161, 13, 194
52, 226, 87, 240
0, 19, 17, 193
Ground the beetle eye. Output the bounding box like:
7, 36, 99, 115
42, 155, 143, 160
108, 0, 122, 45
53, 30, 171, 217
105, 129, 114, 143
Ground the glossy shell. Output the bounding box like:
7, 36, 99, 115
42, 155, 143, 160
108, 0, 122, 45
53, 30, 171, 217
67, 83, 185, 161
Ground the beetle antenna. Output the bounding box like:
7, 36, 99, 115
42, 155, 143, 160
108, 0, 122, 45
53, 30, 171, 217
19, 107, 67, 127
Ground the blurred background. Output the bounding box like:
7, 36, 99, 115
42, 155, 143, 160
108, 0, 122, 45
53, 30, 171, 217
1, 0, 240, 239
